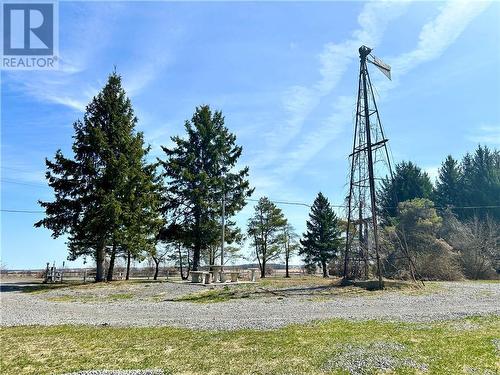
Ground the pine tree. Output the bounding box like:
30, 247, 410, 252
434, 155, 462, 209
247, 197, 288, 278
159, 105, 253, 270
35, 72, 163, 282
378, 161, 433, 220
300, 192, 342, 278
459, 145, 500, 220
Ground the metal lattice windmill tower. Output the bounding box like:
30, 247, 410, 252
342, 45, 394, 289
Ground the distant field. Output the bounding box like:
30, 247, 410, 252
1, 316, 499, 375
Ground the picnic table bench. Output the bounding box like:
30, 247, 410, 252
222, 271, 241, 282
209, 265, 223, 283
248, 268, 259, 282
190, 268, 258, 284
190, 271, 212, 284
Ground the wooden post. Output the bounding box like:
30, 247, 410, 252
60, 261, 65, 283
44, 262, 50, 283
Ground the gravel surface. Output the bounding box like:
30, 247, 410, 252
1, 280, 499, 330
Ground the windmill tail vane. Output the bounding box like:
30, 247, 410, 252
369, 55, 391, 81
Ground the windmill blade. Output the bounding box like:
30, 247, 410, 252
369, 55, 391, 80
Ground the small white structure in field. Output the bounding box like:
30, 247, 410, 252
248, 268, 259, 282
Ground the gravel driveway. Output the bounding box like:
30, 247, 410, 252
1, 280, 499, 330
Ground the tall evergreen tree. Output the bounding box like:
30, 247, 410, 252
434, 155, 462, 209
35, 72, 163, 281
300, 192, 342, 278
159, 105, 253, 270
247, 197, 288, 278
459, 145, 500, 220
378, 161, 433, 220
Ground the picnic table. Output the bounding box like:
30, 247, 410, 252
190, 268, 258, 284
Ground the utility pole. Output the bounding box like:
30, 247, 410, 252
221, 188, 225, 269
343, 45, 393, 289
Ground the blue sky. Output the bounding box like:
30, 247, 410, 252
1, 1, 499, 269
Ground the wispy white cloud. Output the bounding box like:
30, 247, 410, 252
274, 95, 355, 177
143, 125, 177, 158
468, 124, 500, 145
251, 1, 410, 171
391, 1, 491, 75
2, 3, 116, 111
274, 0, 491, 179
1, 166, 46, 185
316, 1, 410, 94
0, 147, 48, 186
3, 2, 172, 113
123, 55, 170, 98
9, 73, 93, 112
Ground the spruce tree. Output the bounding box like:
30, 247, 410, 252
159, 105, 253, 270
378, 161, 433, 220
300, 192, 342, 278
459, 145, 500, 220
35, 72, 163, 281
434, 155, 462, 209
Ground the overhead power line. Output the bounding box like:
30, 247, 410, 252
246, 197, 500, 210
2, 201, 500, 215
1, 209, 44, 213
1, 178, 48, 188
245, 198, 311, 208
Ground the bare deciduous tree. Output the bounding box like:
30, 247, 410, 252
446, 215, 499, 279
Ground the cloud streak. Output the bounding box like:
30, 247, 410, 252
3, 2, 172, 113
391, 1, 491, 75
252, 1, 410, 168
468, 125, 500, 145
274, 0, 491, 180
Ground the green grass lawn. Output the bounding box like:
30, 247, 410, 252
1, 316, 498, 375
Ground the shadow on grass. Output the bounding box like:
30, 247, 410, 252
0, 281, 84, 294
0, 278, 171, 295
171, 279, 424, 303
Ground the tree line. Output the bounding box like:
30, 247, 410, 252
246, 137, 499, 281
379, 146, 500, 222
35, 72, 499, 282
374, 148, 500, 280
